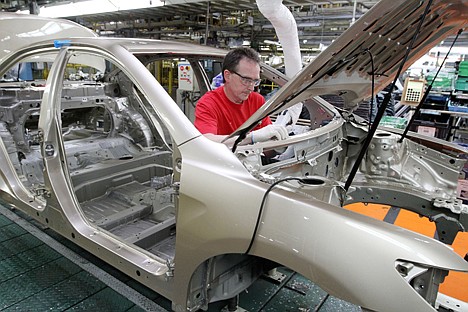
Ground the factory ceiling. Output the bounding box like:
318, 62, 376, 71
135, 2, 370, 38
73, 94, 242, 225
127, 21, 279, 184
1, 0, 467, 53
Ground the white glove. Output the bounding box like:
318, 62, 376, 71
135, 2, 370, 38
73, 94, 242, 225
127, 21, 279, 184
251, 125, 288, 143
274, 103, 303, 126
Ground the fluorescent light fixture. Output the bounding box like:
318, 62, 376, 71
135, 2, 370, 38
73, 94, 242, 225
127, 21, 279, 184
262, 22, 321, 29
20, 0, 163, 18
263, 40, 280, 46
297, 22, 321, 27
159, 0, 203, 4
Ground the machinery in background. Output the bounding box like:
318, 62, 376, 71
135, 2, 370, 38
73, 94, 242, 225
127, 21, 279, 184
176, 61, 200, 122
455, 61, 468, 93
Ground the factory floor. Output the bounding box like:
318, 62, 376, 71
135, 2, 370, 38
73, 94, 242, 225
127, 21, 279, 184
0, 203, 466, 312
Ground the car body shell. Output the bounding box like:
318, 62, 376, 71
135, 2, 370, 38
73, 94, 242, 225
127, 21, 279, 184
0, 1, 467, 311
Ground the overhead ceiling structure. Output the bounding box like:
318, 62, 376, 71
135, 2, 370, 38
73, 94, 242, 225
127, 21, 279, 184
0, 0, 380, 51
1, 0, 467, 54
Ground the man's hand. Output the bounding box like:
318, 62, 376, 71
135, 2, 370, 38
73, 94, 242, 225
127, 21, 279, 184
251, 125, 288, 143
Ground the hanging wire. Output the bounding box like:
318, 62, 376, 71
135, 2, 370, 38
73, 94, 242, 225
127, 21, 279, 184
365, 49, 375, 131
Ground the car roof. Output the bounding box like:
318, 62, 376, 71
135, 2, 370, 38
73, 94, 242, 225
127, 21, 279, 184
0, 12, 99, 64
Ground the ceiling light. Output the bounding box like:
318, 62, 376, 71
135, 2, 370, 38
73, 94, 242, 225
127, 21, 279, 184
20, 0, 163, 18
264, 40, 280, 46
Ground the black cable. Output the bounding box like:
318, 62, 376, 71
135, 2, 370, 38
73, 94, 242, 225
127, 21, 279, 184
398, 28, 464, 143
244, 177, 305, 255
365, 49, 375, 131
231, 131, 248, 152
343, 0, 434, 192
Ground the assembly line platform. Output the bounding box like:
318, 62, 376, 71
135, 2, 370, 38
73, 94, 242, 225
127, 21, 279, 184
1, 203, 467, 311
0, 203, 359, 312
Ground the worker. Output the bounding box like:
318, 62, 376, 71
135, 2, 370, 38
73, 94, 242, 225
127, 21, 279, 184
194, 47, 288, 146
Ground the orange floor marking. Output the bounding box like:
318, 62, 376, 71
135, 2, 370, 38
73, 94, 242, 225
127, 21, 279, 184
344, 203, 468, 303
345, 203, 389, 220
439, 232, 468, 302
393, 209, 436, 237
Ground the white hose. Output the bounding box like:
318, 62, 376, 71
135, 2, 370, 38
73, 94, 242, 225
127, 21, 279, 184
257, 0, 303, 126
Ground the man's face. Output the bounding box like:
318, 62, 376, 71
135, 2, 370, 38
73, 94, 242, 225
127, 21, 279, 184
224, 58, 261, 104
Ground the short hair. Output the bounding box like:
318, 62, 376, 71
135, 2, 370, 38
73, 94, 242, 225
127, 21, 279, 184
222, 47, 261, 82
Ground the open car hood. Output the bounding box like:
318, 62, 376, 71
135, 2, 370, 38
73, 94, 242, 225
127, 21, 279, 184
229, 0, 467, 139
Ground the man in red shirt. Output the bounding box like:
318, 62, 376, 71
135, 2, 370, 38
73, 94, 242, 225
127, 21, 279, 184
194, 47, 288, 146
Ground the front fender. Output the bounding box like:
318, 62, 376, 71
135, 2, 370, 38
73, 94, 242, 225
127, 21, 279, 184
250, 188, 468, 312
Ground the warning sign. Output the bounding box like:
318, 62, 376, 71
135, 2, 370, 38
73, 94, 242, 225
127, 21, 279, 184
178, 62, 194, 91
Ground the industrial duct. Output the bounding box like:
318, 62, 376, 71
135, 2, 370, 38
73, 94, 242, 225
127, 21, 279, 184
256, 0, 303, 125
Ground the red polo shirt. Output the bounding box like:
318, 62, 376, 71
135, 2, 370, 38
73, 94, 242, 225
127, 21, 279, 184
194, 86, 271, 135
